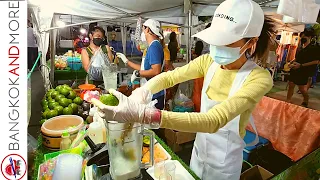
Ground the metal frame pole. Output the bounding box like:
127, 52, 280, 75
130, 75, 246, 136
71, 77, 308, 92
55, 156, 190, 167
187, 9, 192, 63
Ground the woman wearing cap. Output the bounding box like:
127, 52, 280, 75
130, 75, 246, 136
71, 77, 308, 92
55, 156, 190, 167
92, 0, 274, 179
117, 19, 165, 110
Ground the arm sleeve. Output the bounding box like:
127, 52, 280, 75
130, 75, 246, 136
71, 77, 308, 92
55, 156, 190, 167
145, 55, 210, 94
148, 44, 163, 65
160, 69, 273, 133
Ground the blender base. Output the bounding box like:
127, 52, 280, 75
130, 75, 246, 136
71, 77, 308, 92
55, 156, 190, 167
100, 173, 143, 180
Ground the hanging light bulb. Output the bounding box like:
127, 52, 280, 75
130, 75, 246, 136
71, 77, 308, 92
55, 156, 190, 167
80, 28, 86, 34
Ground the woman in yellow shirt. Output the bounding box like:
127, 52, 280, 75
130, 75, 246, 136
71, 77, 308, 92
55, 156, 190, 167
93, 0, 274, 179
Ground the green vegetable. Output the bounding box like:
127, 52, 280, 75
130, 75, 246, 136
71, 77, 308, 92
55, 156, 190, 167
100, 94, 119, 106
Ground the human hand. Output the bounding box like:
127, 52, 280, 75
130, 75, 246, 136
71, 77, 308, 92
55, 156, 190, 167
91, 89, 146, 123
131, 70, 138, 83
291, 62, 301, 70
116, 53, 128, 64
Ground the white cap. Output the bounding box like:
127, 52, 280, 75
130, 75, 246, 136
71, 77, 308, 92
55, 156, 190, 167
143, 19, 163, 39
193, 0, 264, 46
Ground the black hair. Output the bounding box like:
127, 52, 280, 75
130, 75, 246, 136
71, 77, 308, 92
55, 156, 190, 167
246, 17, 275, 60
302, 28, 315, 38
88, 26, 106, 40
195, 41, 204, 56
169, 32, 177, 42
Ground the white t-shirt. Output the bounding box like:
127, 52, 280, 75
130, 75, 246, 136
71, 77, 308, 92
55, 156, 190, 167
28, 27, 37, 48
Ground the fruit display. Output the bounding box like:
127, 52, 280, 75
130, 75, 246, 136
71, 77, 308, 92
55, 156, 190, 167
41, 84, 91, 124
54, 56, 68, 70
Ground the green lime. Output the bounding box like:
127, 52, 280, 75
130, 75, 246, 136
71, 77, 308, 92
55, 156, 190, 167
59, 98, 70, 107
51, 91, 60, 99
42, 110, 50, 119
48, 99, 56, 104
48, 89, 55, 93
68, 103, 78, 114
43, 105, 50, 112
62, 84, 70, 88
60, 88, 70, 96
48, 102, 59, 110
55, 94, 65, 102
47, 110, 58, 119
54, 105, 64, 115
41, 99, 48, 107
63, 107, 73, 115
46, 91, 53, 99
73, 97, 83, 105
55, 85, 63, 91
40, 119, 47, 124
100, 94, 119, 106
68, 91, 77, 100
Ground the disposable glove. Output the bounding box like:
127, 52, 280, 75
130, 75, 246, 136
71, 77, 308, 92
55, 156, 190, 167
129, 86, 154, 105
131, 70, 138, 83
91, 89, 161, 129
116, 53, 128, 64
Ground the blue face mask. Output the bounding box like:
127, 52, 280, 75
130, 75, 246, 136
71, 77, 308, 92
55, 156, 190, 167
209, 39, 252, 65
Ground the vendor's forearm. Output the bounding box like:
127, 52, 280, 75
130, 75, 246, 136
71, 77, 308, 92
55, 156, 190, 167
302, 60, 319, 67
127, 61, 141, 70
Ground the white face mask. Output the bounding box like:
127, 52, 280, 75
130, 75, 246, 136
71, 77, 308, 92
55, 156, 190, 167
209, 39, 253, 65
141, 31, 147, 42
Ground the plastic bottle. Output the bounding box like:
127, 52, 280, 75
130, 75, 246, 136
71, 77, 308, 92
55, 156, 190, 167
92, 107, 107, 143
88, 122, 104, 145
60, 131, 72, 150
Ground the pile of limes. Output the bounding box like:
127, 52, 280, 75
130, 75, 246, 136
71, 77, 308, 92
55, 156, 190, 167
41, 84, 83, 124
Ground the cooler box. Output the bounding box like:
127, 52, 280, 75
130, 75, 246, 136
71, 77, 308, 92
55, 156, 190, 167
243, 130, 269, 161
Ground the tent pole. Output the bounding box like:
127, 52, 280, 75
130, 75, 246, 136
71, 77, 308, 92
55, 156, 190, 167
187, 10, 192, 63
121, 23, 127, 55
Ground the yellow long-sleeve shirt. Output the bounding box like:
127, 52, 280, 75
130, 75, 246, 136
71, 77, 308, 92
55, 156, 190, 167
146, 54, 273, 138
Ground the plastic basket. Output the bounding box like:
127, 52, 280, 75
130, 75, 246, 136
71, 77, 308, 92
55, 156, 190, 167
67, 57, 82, 70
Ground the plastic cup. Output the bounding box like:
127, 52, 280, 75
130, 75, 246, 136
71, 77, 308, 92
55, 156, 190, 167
154, 158, 165, 179
165, 161, 176, 180
159, 173, 172, 180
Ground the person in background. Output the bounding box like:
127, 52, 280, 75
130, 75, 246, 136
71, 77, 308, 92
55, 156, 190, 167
192, 41, 204, 112
168, 32, 179, 62
116, 19, 165, 110
28, 20, 38, 70
81, 26, 116, 86
92, 0, 274, 179
286, 28, 319, 107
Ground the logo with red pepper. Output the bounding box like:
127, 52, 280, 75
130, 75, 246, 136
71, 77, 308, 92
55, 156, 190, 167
1, 154, 26, 180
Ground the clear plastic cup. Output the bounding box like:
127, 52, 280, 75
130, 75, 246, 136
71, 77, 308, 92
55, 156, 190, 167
154, 158, 165, 179
165, 161, 176, 180
159, 173, 172, 180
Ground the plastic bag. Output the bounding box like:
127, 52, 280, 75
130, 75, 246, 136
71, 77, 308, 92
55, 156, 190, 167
88, 48, 110, 81
174, 90, 194, 108
28, 133, 38, 153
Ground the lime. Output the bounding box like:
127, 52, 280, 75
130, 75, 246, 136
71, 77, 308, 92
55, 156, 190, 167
51, 91, 60, 99
41, 99, 48, 107
46, 91, 53, 99
59, 98, 70, 107
54, 105, 64, 115
47, 110, 58, 119
63, 107, 73, 115
55, 94, 65, 102
55, 85, 63, 92
43, 105, 50, 112
73, 97, 83, 105
143, 136, 150, 145
68, 91, 77, 100
40, 119, 47, 124
48, 102, 59, 110
48, 89, 55, 93
60, 88, 70, 96
68, 103, 78, 114
62, 84, 70, 88
42, 110, 50, 119
67, 99, 73, 105
48, 99, 56, 104
100, 94, 119, 106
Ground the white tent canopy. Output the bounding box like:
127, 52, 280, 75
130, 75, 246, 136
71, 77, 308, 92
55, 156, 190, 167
28, 0, 319, 89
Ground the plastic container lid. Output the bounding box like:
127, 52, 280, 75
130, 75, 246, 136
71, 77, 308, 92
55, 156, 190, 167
78, 84, 96, 90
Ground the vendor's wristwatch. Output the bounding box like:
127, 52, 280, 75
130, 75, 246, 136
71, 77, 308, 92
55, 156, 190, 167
135, 70, 141, 77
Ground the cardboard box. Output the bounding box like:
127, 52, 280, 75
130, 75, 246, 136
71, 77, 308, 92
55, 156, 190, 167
240, 165, 274, 180
164, 129, 196, 152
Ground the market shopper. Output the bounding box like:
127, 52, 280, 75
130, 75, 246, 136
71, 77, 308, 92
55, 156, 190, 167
286, 29, 319, 107
92, 0, 274, 179
116, 19, 165, 110
168, 32, 179, 62
81, 26, 115, 86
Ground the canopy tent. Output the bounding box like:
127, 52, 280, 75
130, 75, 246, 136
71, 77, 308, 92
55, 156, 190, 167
28, 0, 319, 90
